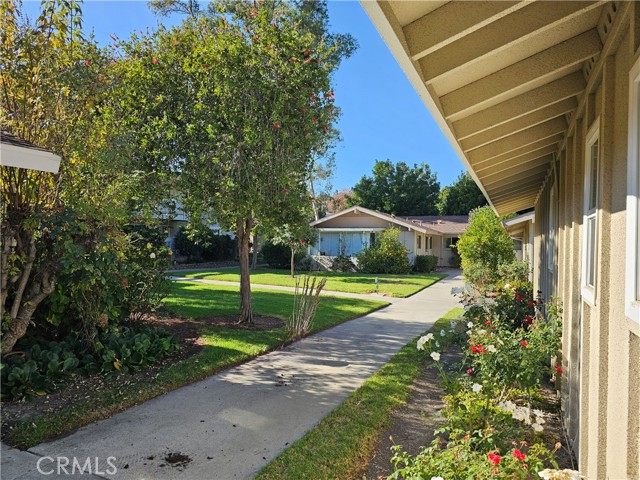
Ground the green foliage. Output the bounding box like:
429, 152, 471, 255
437, 171, 488, 215
330, 255, 357, 273
456, 206, 516, 291
350, 160, 440, 215
356, 228, 411, 274
109, 0, 355, 322
414, 254, 438, 273
390, 436, 558, 480
497, 261, 532, 285
401, 288, 564, 478
1, 326, 179, 400
173, 225, 235, 262
0, 0, 166, 352
41, 231, 172, 335
261, 241, 305, 269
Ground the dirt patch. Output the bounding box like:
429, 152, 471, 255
0, 313, 284, 439
363, 349, 576, 479
164, 451, 192, 469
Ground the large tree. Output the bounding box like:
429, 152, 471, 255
0, 0, 160, 352
350, 160, 440, 215
437, 171, 488, 215
114, 0, 355, 323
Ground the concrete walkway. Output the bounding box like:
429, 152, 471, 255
5, 271, 463, 480
168, 275, 405, 303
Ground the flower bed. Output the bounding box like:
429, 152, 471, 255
390, 283, 581, 480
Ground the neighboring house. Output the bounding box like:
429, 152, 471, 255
364, 2, 639, 478
0, 131, 61, 173
308, 205, 467, 267
503, 211, 535, 266
156, 198, 234, 250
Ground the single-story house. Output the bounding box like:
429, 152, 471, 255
363, 1, 639, 477
308, 205, 468, 267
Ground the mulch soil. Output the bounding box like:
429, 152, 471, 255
0, 313, 284, 438
363, 348, 577, 479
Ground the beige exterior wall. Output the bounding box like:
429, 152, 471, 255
315, 212, 393, 229
533, 18, 640, 478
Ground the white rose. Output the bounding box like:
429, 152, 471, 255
487, 345, 497, 353
430, 352, 441, 361
149, 252, 156, 259
471, 383, 482, 393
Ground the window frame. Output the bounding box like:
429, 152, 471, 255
581, 118, 600, 306
445, 236, 459, 249
417, 234, 422, 250
626, 58, 640, 323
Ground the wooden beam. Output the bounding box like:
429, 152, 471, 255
453, 72, 586, 139
403, 1, 527, 60
441, 30, 602, 120
483, 166, 550, 189
467, 117, 567, 165
420, 1, 603, 83
461, 97, 577, 152
482, 161, 552, 188
478, 152, 553, 179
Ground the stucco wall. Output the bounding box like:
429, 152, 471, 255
534, 17, 640, 478
317, 212, 393, 228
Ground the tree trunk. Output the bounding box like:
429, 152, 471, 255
237, 217, 254, 324
290, 246, 296, 278
1, 271, 56, 353
251, 233, 259, 270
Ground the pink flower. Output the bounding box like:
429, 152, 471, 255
487, 453, 501, 465
84, 60, 91, 66
512, 449, 526, 461
152, 58, 158, 64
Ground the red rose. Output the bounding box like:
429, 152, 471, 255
515, 294, 523, 301
512, 449, 526, 461
487, 453, 501, 465
555, 365, 563, 374
467, 368, 473, 375
525, 315, 533, 325
520, 340, 528, 347
273, 122, 280, 128
152, 58, 158, 64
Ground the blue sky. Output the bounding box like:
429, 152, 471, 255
21, 0, 464, 191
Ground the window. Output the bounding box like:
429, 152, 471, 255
446, 237, 459, 248
581, 120, 599, 305
369, 232, 377, 247
626, 58, 640, 323
427, 236, 433, 250
417, 235, 422, 249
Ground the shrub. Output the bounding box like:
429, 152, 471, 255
414, 255, 438, 273
287, 276, 327, 340
356, 228, 411, 274
449, 245, 462, 268
174, 225, 235, 261
497, 260, 531, 285
1, 325, 179, 400
331, 255, 357, 272
261, 240, 305, 269
456, 206, 515, 291
41, 229, 171, 340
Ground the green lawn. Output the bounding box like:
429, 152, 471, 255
256, 308, 464, 480
6, 283, 386, 449
173, 267, 447, 298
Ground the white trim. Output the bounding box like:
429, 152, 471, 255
0, 143, 61, 173
315, 227, 386, 232
581, 118, 600, 306
310, 205, 436, 234
626, 57, 640, 323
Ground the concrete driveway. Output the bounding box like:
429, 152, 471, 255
13, 271, 463, 480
